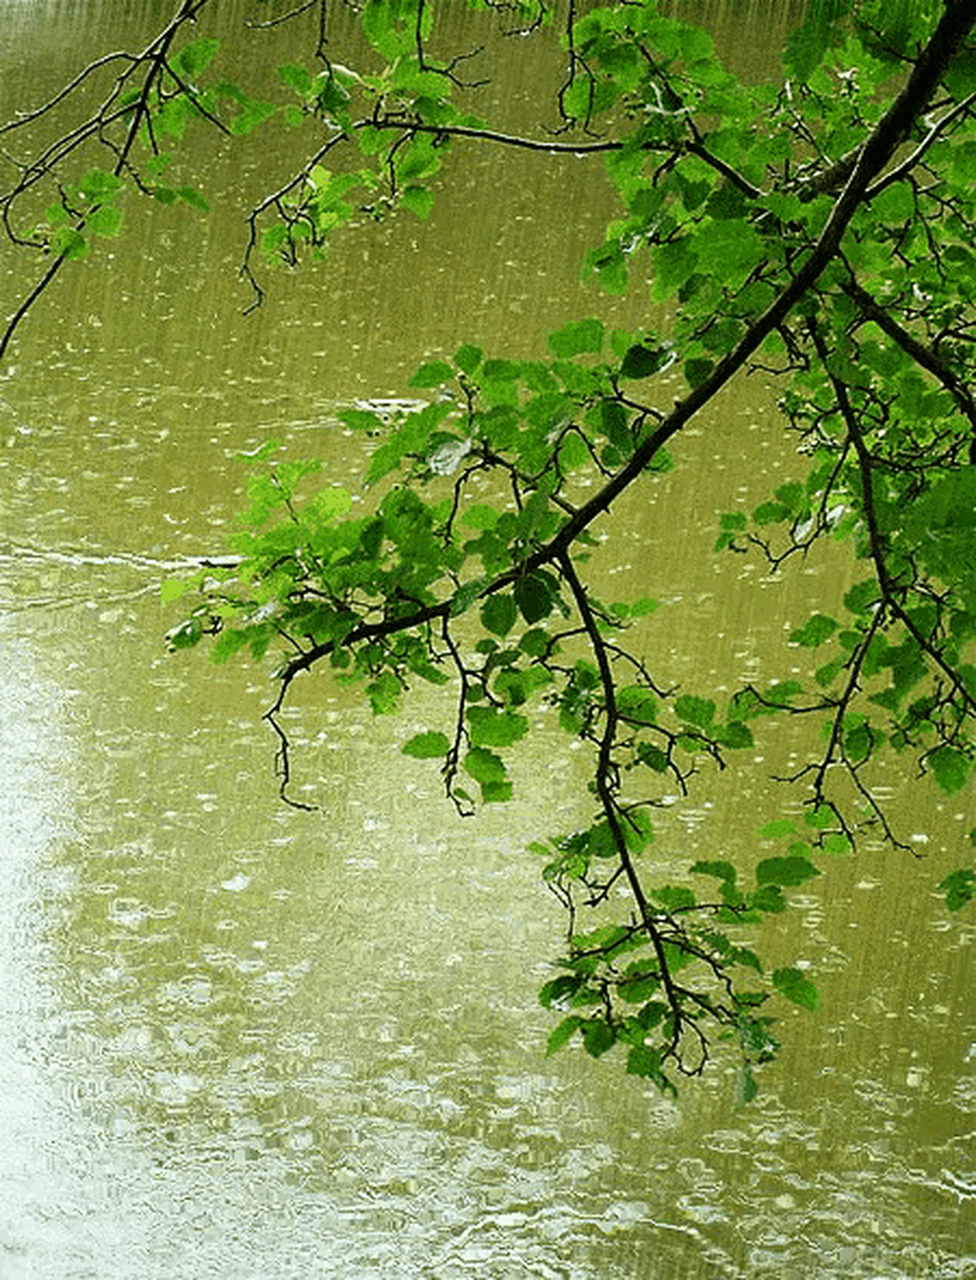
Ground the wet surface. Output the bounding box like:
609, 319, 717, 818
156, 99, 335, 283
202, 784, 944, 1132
1, 3, 973, 1276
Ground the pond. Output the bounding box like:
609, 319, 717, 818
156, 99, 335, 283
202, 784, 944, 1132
0, 3, 972, 1276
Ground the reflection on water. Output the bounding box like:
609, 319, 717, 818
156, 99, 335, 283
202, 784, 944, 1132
1, 0, 973, 1276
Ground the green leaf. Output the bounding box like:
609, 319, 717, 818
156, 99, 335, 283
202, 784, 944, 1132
409, 359, 454, 387
758, 818, 797, 838
177, 186, 210, 212
86, 204, 121, 238
618, 976, 661, 1003
620, 343, 669, 379
822, 833, 851, 856
684, 357, 714, 389
482, 358, 521, 382
756, 855, 820, 887
367, 672, 401, 714
617, 685, 657, 723
652, 237, 698, 299
547, 318, 604, 358
480, 593, 517, 636
450, 578, 487, 617
929, 745, 971, 796
938, 868, 974, 912
803, 805, 835, 830
749, 885, 787, 913
175, 36, 221, 77
773, 967, 820, 1012
637, 743, 669, 773
480, 778, 513, 803
230, 100, 276, 136
54, 228, 87, 260
706, 183, 751, 221
736, 1064, 759, 1106
279, 62, 312, 94
625, 1045, 676, 1095
463, 746, 506, 785
783, 0, 850, 81
815, 656, 846, 689
160, 578, 189, 603
581, 1019, 616, 1058
539, 974, 584, 1008
402, 731, 450, 759
654, 885, 696, 910
789, 614, 838, 647
166, 617, 203, 650
204, 627, 246, 664
79, 169, 124, 200
462, 504, 499, 531
515, 572, 556, 625
517, 628, 550, 659
454, 343, 482, 374
304, 486, 352, 523
466, 706, 529, 748
546, 1015, 583, 1054
674, 695, 715, 728
612, 596, 660, 619
844, 578, 881, 616
719, 720, 753, 749
691, 860, 736, 884
401, 185, 435, 219
752, 500, 789, 526
872, 176, 916, 222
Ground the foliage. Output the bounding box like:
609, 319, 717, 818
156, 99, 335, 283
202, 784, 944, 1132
3, 0, 975, 1096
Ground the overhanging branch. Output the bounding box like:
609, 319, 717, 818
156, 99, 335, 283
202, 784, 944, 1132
266, 0, 976, 726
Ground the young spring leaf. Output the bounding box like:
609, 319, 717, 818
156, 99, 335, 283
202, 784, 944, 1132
758, 818, 798, 839
409, 359, 454, 388
691, 860, 737, 885
480, 592, 517, 637
463, 746, 506, 785
546, 1015, 583, 1055
619, 343, 669, 379
515, 571, 556, 625
772, 967, 820, 1012
789, 614, 839, 647
735, 1064, 759, 1107
466, 706, 529, 748
938, 868, 975, 912
674, 695, 715, 728
402, 731, 450, 759
928, 745, 972, 796
755, 855, 820, 887
581, 1019, 616, 1058
547, 318, 604, 358
401, 186, 435, 219
367, 673, 402, 714
175, 36, 221, 77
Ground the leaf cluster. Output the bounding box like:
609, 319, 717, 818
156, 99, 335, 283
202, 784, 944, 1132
5, 0, 975, 1097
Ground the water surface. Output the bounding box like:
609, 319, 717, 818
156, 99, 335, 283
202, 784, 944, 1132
0, 3, 972, 1276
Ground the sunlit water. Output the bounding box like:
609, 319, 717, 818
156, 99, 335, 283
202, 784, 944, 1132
1, 2, 973, 1276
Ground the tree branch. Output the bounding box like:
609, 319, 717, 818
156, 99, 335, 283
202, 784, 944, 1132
864, 91, 976, 199
841, 276, 976, 461
556, 548, 689, 1067
1, 0, 213, 359
262, 0, 976, 737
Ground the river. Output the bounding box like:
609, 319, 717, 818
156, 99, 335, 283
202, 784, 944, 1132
0, 2, 972, 1276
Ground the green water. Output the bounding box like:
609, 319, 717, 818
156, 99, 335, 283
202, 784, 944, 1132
0, 3, 972, 1276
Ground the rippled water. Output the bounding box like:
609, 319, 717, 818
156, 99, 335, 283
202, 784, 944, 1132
1, 2, 973, 1276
